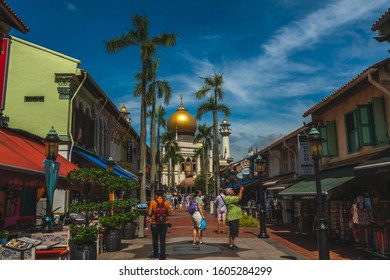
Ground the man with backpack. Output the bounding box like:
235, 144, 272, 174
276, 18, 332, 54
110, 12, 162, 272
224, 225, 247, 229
148, 190, 172, 260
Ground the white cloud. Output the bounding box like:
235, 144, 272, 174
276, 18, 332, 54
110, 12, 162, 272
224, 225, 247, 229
63, 2, 77, 11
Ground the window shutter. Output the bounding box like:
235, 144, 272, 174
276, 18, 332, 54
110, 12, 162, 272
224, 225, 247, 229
372, 96, 388, 146
327, 121, 338, 157
319, 126, 329, 157
357, 105, 373, 146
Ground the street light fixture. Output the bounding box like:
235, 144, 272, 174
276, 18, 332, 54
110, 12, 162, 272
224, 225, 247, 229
255, 155, 269, 239
42, 127, 60, 233
308, 127, 329, 260
228, 167, 235, 188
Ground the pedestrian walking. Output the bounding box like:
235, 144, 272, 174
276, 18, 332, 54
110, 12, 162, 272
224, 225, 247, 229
274, 197, 283, 226
213, 188, 227, 234
188, 194, 205, 246
178, 194, 183, 211
148, 190, 172, 260
225, 185, 244, 250
195, 189, 204, 211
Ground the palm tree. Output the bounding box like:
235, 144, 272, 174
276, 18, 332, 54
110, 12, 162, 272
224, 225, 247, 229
195, 73, 231, 196
161, 130, 183, 192
138, 59, 172, 199
193, 124, 213, 195
156, 105, 167, 190
105, 14, 176, 206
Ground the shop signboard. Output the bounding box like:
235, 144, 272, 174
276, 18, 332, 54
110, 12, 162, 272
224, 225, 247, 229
0, 38, 10, 110
297, 134, 314, 177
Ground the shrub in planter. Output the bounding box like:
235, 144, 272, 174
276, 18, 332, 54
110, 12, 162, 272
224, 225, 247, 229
69, 224, 100, 260
239, 214, 259, 228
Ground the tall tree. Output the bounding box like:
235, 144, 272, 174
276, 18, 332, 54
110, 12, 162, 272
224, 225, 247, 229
138, 59, 172, 199
194, 73, 231, 196
193, 123, 213, 196
105, 14, 176, 206
156, 105, 167, 190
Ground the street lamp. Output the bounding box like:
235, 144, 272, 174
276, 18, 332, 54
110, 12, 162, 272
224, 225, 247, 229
308, 127, 329, 260
255, 155, 269, 239
228, 167, 235, 188
42, 127, 60, 233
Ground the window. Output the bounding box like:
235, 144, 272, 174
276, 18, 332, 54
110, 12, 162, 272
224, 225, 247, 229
357, 105, 373, 146
344, 96, 388, 153
345, 111, 359, 153
319, 121, 338, 157
372, 96, 388, 146
282, 149, 289, 173
24, 96, 44, 102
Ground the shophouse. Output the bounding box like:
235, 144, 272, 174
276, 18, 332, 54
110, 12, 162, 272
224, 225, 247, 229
280, 57, 390, 257
255, 126, 312, 228
2, 37, 142, 213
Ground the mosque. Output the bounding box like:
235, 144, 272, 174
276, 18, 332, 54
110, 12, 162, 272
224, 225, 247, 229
161, 94, 232, 194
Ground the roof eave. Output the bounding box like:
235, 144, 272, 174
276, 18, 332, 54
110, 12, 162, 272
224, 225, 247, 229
0, 1, 29, 34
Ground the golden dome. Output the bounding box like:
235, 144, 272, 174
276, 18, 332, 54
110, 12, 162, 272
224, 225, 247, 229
167, 94, 197, 135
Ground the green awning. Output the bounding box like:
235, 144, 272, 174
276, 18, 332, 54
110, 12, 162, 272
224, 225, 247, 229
279, 166, 355, 196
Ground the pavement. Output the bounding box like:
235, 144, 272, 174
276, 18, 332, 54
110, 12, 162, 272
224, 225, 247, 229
97, 209, 364, 260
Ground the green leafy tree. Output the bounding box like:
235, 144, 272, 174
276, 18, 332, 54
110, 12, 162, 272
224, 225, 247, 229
105, 14, 176, 205
194, 74, 231, 196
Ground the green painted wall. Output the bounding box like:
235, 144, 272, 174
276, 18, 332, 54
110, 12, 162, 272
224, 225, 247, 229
4, 37, 81, 140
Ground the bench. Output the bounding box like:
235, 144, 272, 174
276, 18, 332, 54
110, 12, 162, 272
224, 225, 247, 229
31, 231, 70, 260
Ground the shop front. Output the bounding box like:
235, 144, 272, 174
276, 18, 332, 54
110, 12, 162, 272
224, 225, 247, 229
352, 148, 390, 258
0, 127, 78, 231
279, 166, 355, 236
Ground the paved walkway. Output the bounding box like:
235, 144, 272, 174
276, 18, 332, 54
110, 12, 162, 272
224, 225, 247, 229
97, 209, 364, 260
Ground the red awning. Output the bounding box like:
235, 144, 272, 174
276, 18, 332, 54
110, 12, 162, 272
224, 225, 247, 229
0, 127, 78, 188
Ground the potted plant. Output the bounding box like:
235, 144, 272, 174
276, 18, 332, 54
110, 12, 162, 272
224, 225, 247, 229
0, 229, 9, 245
69, 224, 100, 260
98, 211, 130, 252
122, 211, 140, 240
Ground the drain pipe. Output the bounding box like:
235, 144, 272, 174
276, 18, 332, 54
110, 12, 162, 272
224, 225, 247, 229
68, 70, 88, 161
283, 140, 297, 175
368, 69, 390, 97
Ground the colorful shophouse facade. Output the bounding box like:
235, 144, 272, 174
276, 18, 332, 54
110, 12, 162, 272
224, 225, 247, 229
281, 57, 390, 257
1, 36, 141, 220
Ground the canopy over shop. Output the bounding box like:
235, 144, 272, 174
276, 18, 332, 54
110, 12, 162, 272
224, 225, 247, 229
0, 127, 78, 229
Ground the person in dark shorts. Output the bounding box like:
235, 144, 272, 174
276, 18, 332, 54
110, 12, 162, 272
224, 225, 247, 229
225, 185, 244, 250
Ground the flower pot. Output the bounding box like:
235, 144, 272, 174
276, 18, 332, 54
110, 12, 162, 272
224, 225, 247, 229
122, 221, 137, 240
104, 229, 122, 252
0, 238, 7, 245
70, 243, 97, 260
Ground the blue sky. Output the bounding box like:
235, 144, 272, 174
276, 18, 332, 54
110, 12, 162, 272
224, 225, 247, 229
7, 0, 390, 162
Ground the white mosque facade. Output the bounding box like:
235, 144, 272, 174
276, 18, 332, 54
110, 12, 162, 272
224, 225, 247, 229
160, 95, 232, 193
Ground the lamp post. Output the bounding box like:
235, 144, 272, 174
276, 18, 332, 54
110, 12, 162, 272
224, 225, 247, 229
106, 156, 115, 215
42, 127, 60, 233
255, 155, 269, 239
308, 127, 329, 260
